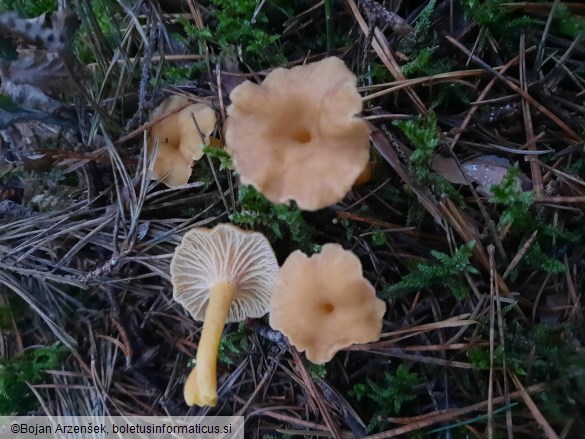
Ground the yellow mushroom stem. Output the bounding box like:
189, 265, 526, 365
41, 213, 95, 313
184, 281, 236, 406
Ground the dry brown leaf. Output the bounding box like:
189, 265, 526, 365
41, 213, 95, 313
0, 49, 84, 111
369, 124, 445, 225
0, 10, 79, 53
0, 80, 62, 112
220, 54, 246, 96
0, 10, 88, 112
0, 49, 83, 95
0, 120, 77, 171
359, 0, 416, 37
432, 154, 531, 197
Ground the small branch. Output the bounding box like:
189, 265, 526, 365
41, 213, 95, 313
325, 0, 333, 55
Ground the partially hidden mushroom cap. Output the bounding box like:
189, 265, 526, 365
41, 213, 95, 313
147, 95, 216, 188
225, 57, 370, 211
269, 243, 386, 364
171, 223, 279, 322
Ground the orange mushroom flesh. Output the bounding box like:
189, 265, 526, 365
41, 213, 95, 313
354, 162, 374, 186
269, 243, 386, 364
147, 96, 216, 188
171, 224, 278, 406
225, 57, 370, 211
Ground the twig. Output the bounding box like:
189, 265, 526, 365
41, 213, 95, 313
364, 382, 550, 438
348, 0, 426, 114
503, 230, 538, 280
325, 0, 333, 55
519, 34, 543, 196
488, 245, 496, 439
509, 373, 559, 439
445, 36, 582, 142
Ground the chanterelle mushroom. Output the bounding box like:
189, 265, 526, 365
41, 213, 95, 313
171, 223, 278, 406
269, 243, 386, 364
225, 57, 370, 211
147, 95, 216, 188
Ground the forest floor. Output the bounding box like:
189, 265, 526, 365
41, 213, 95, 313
0, 0, 584, 438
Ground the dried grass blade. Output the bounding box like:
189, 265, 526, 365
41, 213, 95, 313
347, 0, 426, 113
520, 34, 543, 196
503, 230, 538, 279
380, 314, 475, 339
364, 382, 548, 438
446, 36, 581, 142
51, 213, 115, 272
509, 373, 559, 439
369, 125, 445, 226
290, 349, 342, 439
0, 273, 77, 348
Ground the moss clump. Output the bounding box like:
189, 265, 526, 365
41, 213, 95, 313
350, 365, 422, 432
383, 240, 478, 299
230, 185, 316, 252
0, 343, 68, 415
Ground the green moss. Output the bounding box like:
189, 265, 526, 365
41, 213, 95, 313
488, 165, 577, 276
365, 62, 394, 84
202, 145, 233, 171
523, 242, 566, 274
384, 240, 478, 299
1, 0, 57, 16
307, 363, 327, 379
350, 365, 421, 432
370, 230, 388, 247
394, 112, 440, 171
230, 185, 316, 252
217, 323, 250, 366
462, 0, 543, 53
401, 46, 452, 79
467, 322, 585, 426
209, 0, 284, 66
0, 343, 68, 415
397, 0, 454, 80
490, 164, 534, 229
159, 65, 195, 84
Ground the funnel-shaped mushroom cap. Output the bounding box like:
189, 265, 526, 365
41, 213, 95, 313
171, 223, 278, 322
147, 96, 217, 188
269, 244, 386, 364
225, 57, 370, 211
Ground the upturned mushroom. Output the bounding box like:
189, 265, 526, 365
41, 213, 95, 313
171, 223, 278, 406
225, 57, 370, 211
147, 95, 216, 188
269, 243, 386, 364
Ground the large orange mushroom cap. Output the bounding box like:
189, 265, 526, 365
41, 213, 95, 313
147, 96, 216, 188
269, 243, 386, 364
225, 57, 370, 211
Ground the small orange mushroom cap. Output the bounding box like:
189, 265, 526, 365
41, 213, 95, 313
269, 243, 386, 364
225, 57, 370, 211
147, 96, 216, 188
